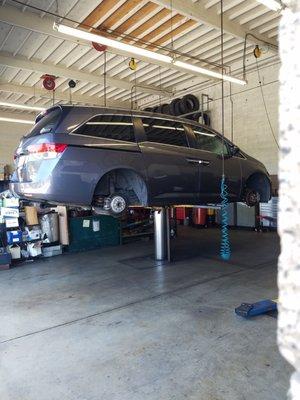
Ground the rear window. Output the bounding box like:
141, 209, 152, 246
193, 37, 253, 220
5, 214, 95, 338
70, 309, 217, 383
142, 117, 188, 147
73, 114, 135, 142
26, 107, 62, 138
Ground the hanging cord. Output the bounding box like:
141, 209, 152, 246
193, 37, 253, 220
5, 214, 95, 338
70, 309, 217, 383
159, 66, 162, 106
134, 69, 137, 109
255, 59, 279, 149
243, 33, 278, 81
170, 0, 174, 55
103, 51, 107, 107
219, 0, 231, 261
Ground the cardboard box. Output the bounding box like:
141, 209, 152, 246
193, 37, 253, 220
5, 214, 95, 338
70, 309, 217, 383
24, 226, 42, 241
1, 207, 19, 218
5, 217, 19, 228
42, 245, 63, 258
56, 206, 69, 245
3, 197, 19, 208
0, 249, 12, 267
6, 230, 22, 244
25, 206, 39, 225
27, 242, 42, 257
8, 245, 21, 260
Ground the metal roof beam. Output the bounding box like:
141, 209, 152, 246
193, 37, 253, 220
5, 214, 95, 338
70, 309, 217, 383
0, 52, 171, 98
0, 81, 130, 108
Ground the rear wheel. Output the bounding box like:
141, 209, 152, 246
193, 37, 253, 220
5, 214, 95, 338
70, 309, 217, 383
92, 193, 128, 217
109, 194, 127, 215
244, 189, 260, 207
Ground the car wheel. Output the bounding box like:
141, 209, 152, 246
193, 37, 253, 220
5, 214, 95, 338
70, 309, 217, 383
108, 193, 128, 216
245, 189, 260, 207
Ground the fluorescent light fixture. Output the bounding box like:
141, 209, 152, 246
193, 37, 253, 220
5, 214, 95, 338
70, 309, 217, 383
256, 0, 282, 11
54, 23, 172, 64
0, 117, 34, 124
54, 23, 247, 86
0, 101, 45, 112
173, 60, 247, 85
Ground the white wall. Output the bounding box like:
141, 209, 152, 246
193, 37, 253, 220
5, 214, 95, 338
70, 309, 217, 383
0, 121, 28, 167
194, 60, 280, 175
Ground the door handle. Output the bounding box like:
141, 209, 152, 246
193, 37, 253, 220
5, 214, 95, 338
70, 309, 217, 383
187, 158, 210, 166
199, 160, 210, 166
187, 158, 200, 164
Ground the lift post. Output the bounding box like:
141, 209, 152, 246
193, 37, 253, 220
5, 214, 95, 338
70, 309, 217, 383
154, 207, 171, 264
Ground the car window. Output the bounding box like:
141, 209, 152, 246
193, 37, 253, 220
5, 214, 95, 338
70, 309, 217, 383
73, 114, 135, 142
142, 117, 188, 148
26, 107, 62, 138
192, 127, 229, 156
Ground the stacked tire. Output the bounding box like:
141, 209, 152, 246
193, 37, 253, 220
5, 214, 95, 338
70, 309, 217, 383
143, 94, 210, 126
143, 94, 200, 116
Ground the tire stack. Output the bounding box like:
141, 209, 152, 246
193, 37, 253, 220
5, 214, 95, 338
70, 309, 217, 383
143, 94, 210, 126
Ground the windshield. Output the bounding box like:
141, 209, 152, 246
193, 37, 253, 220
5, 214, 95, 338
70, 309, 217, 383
25, 107, 62, 138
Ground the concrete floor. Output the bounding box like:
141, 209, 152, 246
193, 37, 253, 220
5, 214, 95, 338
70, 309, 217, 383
0, 227, 291, 400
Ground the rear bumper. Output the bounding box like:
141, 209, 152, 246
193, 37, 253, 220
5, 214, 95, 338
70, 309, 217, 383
10, 173, 95, 206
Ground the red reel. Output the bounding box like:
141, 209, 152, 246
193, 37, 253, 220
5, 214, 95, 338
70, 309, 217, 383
92, 42, 107, 52
41, 74, 56, 91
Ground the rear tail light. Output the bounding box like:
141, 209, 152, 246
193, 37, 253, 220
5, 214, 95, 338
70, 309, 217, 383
26, 143, 67, 160
27, 143, 67, 154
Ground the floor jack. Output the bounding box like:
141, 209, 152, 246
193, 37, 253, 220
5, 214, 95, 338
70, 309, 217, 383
235, 299, 278, 318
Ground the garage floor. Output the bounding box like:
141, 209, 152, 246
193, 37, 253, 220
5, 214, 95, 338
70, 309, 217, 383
0, 227, 291, 400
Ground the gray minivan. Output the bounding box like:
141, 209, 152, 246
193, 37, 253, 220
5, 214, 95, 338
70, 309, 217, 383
11, 105, 271, 216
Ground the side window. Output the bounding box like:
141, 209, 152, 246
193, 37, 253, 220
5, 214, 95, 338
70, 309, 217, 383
193, 127, 229, 156
142, 118, 189, 148
73, 114, 135, 142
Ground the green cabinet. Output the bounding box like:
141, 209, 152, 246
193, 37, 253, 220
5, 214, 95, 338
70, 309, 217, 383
68, 215, 120, 252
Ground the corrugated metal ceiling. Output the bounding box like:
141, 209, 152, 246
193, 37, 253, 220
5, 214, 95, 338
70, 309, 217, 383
0, 0, 280, 113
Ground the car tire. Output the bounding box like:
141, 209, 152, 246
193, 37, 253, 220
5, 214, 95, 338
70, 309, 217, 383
174, 101, 182, 116
244, 189, 260, 207
170, 98, 181, 115
179, 94, 200, 114
161, 103, 171, 114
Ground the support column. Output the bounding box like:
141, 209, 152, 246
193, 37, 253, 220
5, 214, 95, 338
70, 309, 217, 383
278, 2, 300, 399
154, 208, 170, 263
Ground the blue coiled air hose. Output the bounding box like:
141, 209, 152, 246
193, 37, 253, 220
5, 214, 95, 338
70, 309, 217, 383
220, 175, 231, 261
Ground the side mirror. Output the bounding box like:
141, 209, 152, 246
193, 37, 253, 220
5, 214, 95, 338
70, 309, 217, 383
231, 145, 240, 156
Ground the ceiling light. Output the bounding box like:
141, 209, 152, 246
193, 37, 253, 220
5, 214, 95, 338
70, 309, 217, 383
0, 117, 34, 124
256, 0, 282, 11
173, 60, 247, 85
0, 101, 45, 112
54, 23, 172, 64
54, 23, 247, 86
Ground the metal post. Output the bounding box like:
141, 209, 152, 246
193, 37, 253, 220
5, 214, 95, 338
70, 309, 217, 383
154, 207, 170, 263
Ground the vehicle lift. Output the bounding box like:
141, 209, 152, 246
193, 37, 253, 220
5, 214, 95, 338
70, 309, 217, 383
153, 207, 171, 264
